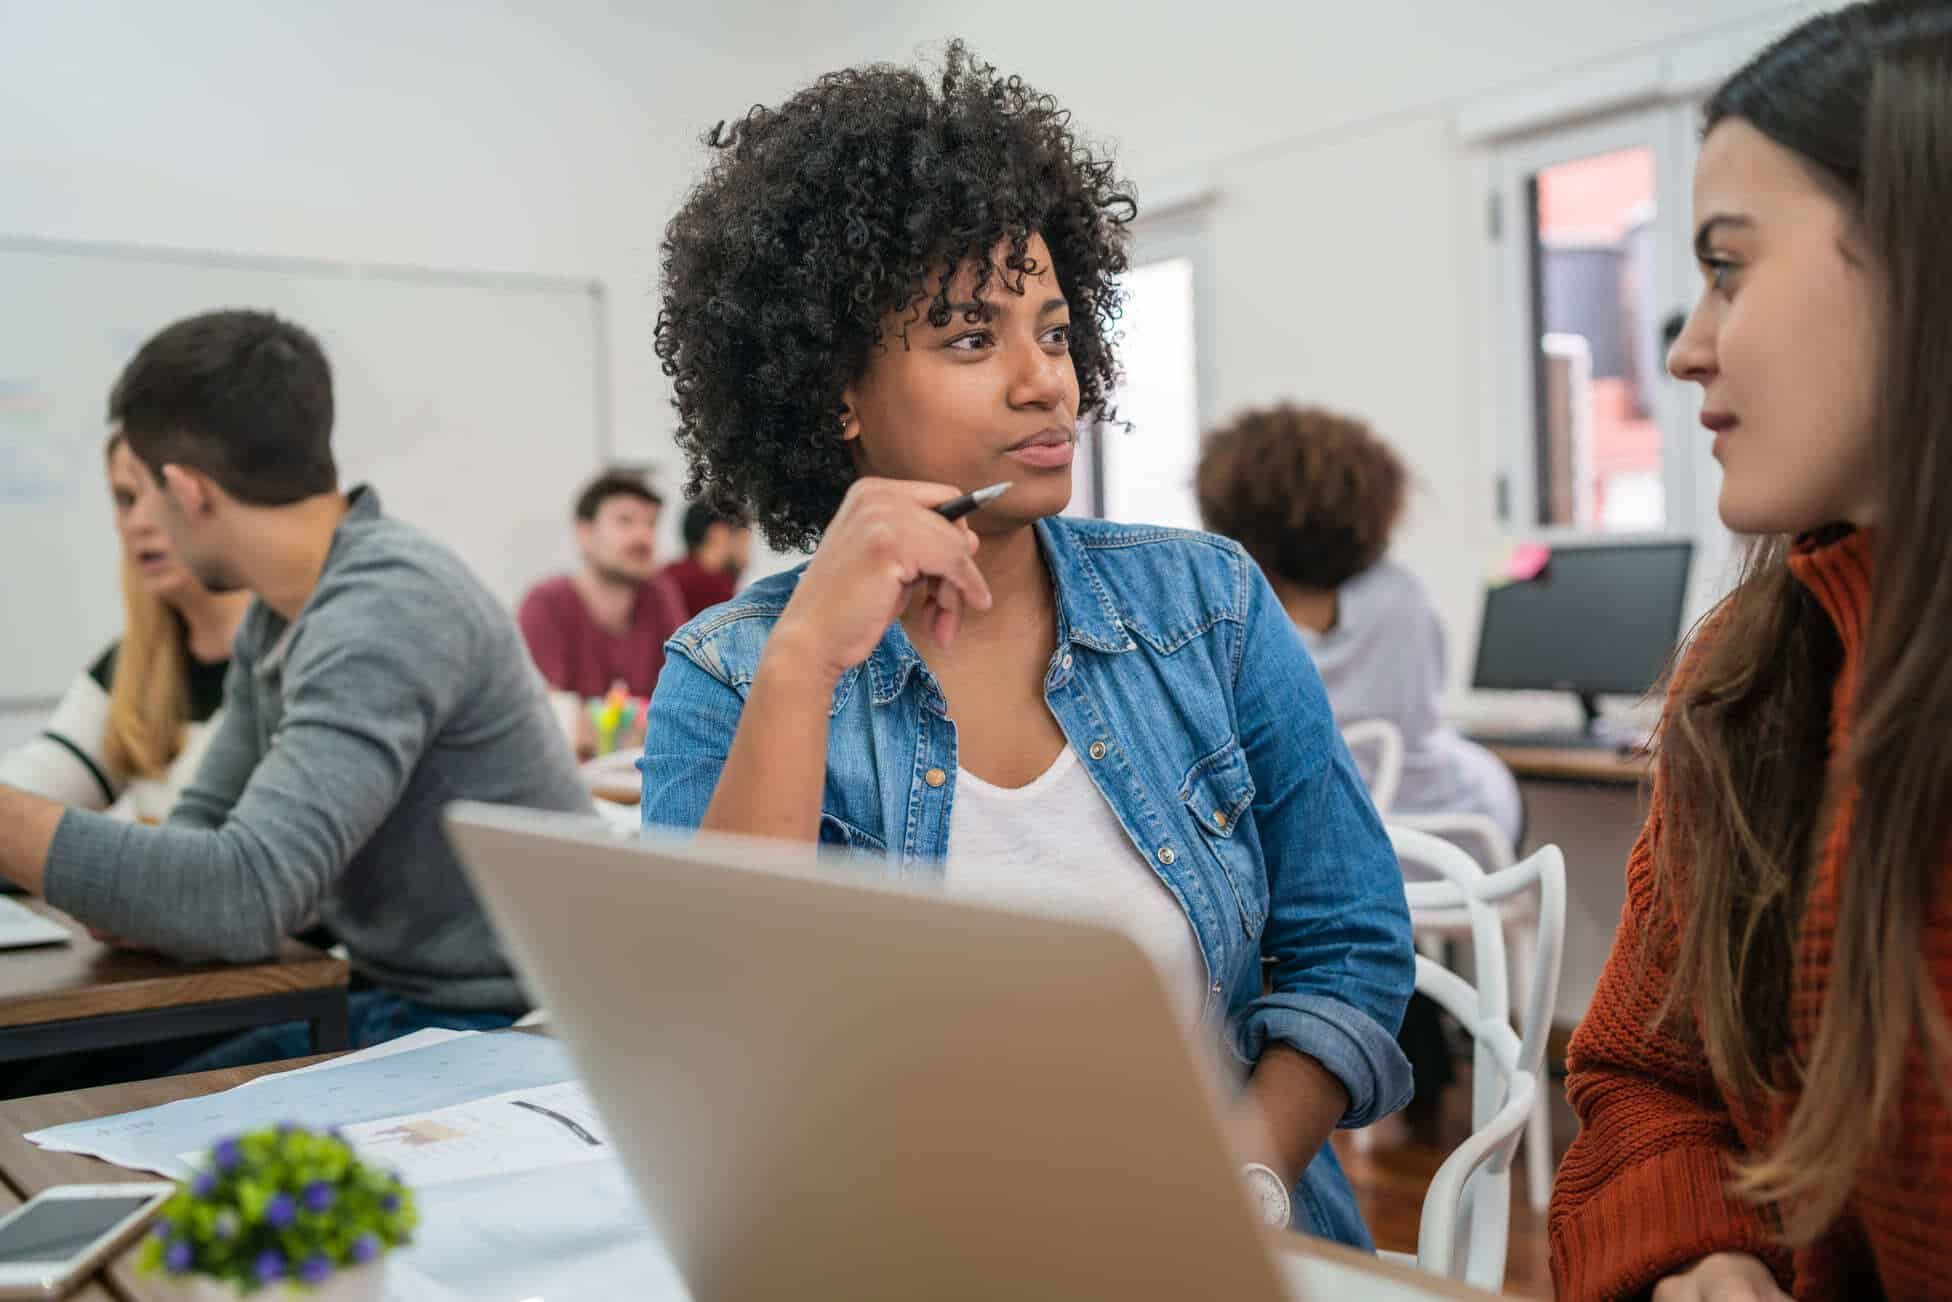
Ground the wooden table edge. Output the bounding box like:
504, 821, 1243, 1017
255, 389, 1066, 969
1483, 742, 1652, 786
0, 955, 349, 1030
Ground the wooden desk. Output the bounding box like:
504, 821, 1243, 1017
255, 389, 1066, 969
0, 1049, 1504, 1302
1482, 742, 1650, 786
0, 901, 350, 1065
0, 1054, 341, 1302
1477, 742, 1650, 1030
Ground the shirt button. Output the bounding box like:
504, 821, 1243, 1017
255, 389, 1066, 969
924, 768, 946, 788
1211, 810, 1228, 830
1088, 741, 1108, 761
1061, 654, 1073, 670
1157, 846, 1176, 866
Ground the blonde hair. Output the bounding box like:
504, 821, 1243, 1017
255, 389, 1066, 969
102, 434, 194, 781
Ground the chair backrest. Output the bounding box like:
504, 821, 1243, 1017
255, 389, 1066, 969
1392, 811, 1514, 874
1341, 719, 1405, 816
1386, 825, 1567, 1291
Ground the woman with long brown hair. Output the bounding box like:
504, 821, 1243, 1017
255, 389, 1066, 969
0, 433, 249, 820
1550, 4, 1952, 1298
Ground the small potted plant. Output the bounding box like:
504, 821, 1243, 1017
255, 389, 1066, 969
138, 1125, 417, 1299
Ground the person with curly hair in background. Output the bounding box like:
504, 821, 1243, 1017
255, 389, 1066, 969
1198, 403, 1523, 1129
641, 42, 1415, 1250
1196, 404, 1522, 846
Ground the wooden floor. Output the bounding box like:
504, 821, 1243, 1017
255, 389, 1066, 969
1334, 1068, 1577, 1299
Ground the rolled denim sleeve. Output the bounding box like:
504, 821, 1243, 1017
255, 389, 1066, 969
638, 640, 746, 831
1230, 560, 1415, 1128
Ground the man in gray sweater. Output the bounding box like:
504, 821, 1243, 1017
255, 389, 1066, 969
0, 310, 591, 1062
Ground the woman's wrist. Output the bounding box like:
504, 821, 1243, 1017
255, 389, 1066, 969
756, 622, 846, 697
1239, 1047, 1350, 1187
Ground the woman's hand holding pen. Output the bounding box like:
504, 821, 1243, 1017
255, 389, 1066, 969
767, 478, 999, 683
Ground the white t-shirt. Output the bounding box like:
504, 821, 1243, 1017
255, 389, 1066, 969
0, 663, 224, 823
945, 744, 1209, 1026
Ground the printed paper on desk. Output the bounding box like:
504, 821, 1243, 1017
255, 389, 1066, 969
26, 1030, 577, 1177
402, 1159, 692, 1302
229, 1028, 472, 1090
185, 1082, 615, 1189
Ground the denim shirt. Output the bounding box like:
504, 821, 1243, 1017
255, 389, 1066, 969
638, 515, 1414, 1248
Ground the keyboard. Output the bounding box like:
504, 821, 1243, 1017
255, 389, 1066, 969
0, 896, 72, 950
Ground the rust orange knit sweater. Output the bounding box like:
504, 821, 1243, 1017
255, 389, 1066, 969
1550, 529, 1950, 1300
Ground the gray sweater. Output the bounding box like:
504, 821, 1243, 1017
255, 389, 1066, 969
45, 488, 591, 1011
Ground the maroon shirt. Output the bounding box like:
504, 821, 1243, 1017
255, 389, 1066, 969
661, 556, 738, 621
516, 573, 687, 699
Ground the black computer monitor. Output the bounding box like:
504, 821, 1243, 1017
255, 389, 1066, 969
1472, 540, 1693, 736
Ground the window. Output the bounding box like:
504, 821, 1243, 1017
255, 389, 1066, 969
1072, 208, 1211, 528
1487, 107, 1713, 544
1533, 146, 1662, 530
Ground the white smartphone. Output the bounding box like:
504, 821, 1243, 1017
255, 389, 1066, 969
0, 1183, 176, 1298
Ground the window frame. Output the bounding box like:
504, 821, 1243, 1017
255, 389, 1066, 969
1080, 202, 1215, 523
1485, 104, 1709, 550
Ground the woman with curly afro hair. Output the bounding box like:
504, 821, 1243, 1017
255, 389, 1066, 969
641, 42, 1415, 1253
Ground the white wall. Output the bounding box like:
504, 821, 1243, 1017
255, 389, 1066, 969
0, 0, 785, 463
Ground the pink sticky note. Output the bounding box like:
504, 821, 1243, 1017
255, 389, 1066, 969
1505, 544, 1551, 583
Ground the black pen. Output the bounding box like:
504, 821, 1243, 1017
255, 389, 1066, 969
934, 482, 1010, 522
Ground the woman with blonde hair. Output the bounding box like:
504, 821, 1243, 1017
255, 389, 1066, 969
0, 433, 249, 820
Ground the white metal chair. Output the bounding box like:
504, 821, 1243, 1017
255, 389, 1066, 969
1381, 826, 1566, 1291
1393, 811, 1553, 1213
1340, 719, 1405, 816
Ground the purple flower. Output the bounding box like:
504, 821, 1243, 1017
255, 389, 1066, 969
301, 1180, 336, 1214
149, 1220, 172, 1243
191, 1170, 219, 1199
163, 1238, 194, 1274
212, 1138, 242, 1172
275, 1120, 301, 1136
297, 1255, 334, 1286
349, 1234, 381, 1265
254, 1249, 286, 1284
264, 1193, 297, 1230
379, 1193, 401, 1214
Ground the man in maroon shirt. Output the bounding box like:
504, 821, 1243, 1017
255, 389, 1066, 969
661, 500, 753, 620
516, 468, 687, 700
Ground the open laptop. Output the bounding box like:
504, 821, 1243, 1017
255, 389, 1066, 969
444, 802, 1309, 1301
0, 896, 72, 951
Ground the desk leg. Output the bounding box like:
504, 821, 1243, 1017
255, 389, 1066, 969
309, 993, 351, 1054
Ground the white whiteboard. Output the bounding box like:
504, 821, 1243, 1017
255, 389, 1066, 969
0, 238, 609, 706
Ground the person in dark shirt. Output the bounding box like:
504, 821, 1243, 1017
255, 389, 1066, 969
660, 500, 752, 620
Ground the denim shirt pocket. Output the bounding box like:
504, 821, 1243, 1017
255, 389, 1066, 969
1178, 740, 1265, 936
818, 811, 888, 854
